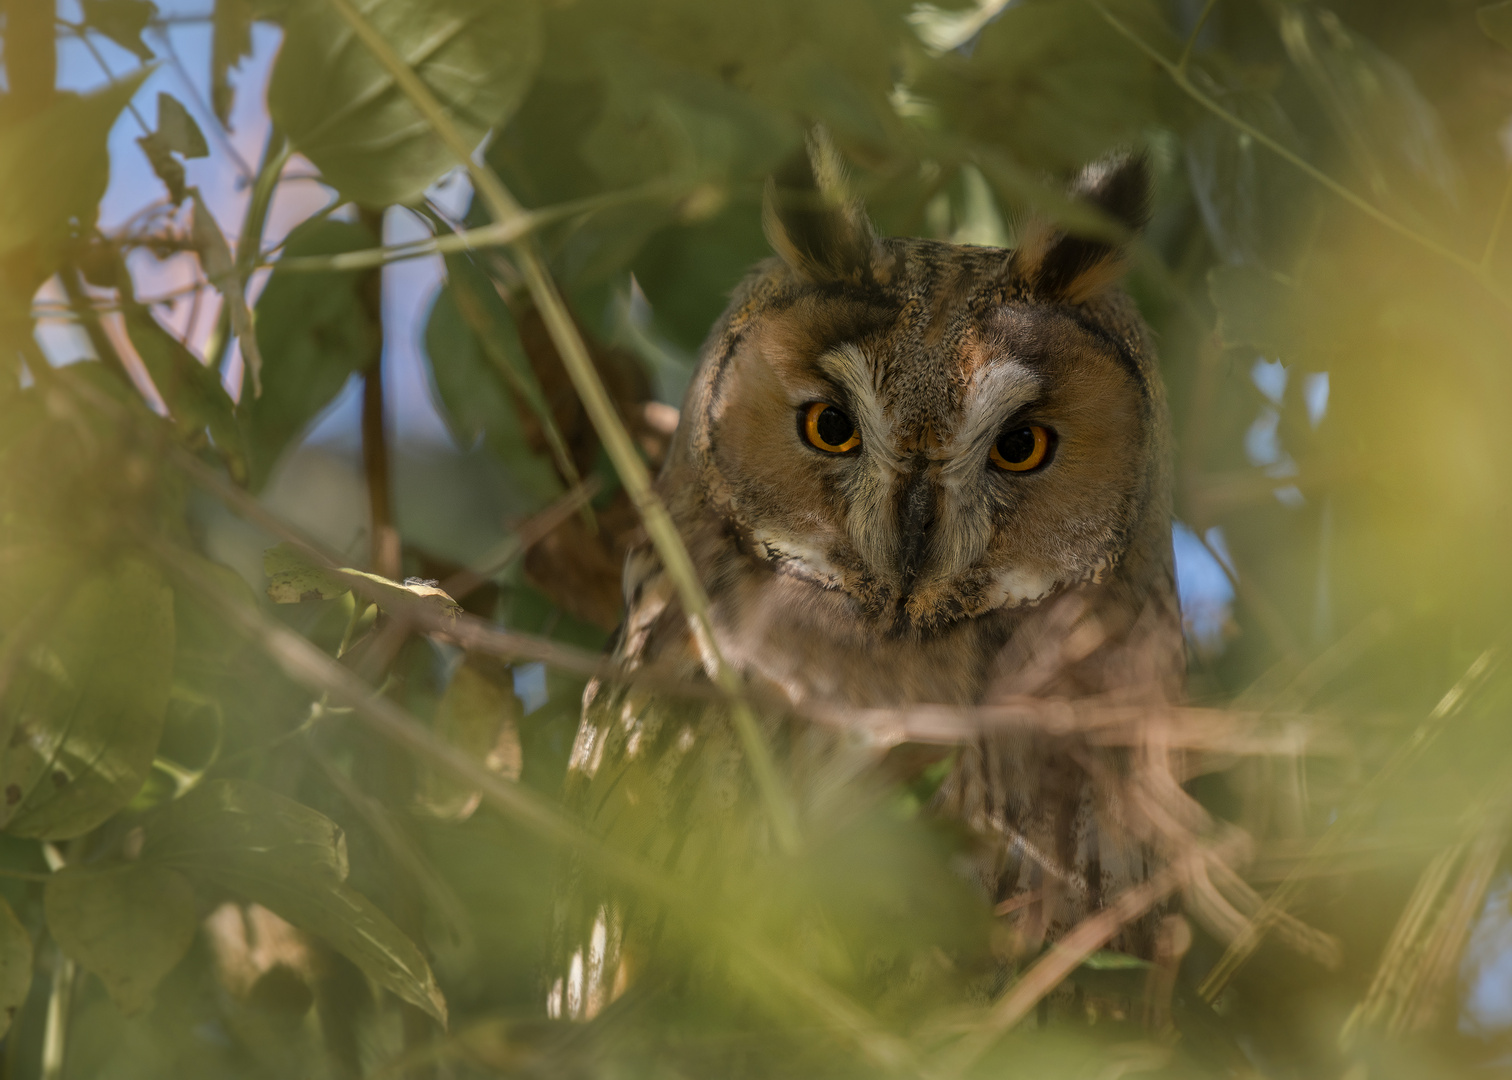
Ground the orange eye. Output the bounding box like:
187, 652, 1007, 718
990, 425, 1050, 472
803, 402, 861, 454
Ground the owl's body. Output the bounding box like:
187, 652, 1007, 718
550, 151, 1183, 1021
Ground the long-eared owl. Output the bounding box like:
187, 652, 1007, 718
550, 138, 1184, 1022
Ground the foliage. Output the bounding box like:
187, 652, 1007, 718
3, 0, 1512, 1078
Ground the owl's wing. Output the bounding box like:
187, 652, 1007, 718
548, 545, 755, 1021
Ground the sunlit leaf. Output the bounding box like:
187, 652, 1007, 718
45, 862, 198, 1014
0, 559, 174, 840
269, 0, 543, 207
263, 542, 463, 627
147, 780, 447, 1024
241, 218, 378, 490
0, 897, 32, 1038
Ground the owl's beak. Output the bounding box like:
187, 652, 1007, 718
895, 466, 938, 594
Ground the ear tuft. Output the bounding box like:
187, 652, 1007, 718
762, 127, 877, 285
1016, 152, 1151, 304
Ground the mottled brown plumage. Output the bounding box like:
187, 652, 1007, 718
549, 141, 1184, 1020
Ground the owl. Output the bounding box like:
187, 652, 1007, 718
548, 140, 1185, 1023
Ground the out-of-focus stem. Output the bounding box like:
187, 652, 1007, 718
40, 951, 75, 1080
357, 208, 400, 580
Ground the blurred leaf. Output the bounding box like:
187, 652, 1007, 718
147, 780, 448, 1024
1184, 75, 1313, 269
0, 559, 174, 840
122, 304, 247, 482
0, 73, 146, 264
269, 0, 542, 207
915, 0, 1161, 178
263, 542, 463, 626
45, 862, 197, 1014
423, 273, 563, 504
154, 93, 208, 158
1479, 2, 1512, 51
242, 218, 377, 490
1278, 6, 1459, 215
0, 897, 31, 1038
1207, 264, 1302, 358
211, 0, 256, 123
416, 658, 522, 821
80, 0, 158, 63
190, 191, 263, 397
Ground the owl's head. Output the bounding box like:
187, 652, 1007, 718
669, 143, 1170, 645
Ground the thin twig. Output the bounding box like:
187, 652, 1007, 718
265, 184, 676, 274
1177, 0, 1221, 72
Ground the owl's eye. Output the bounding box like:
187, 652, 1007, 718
802, 402, 861, 454
990, 425, 1051, 472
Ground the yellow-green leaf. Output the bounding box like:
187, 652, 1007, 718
45, 862, 198, 1014
147, 780, 446, 1024
269, 0, 542, 207
0, 897, 33, 1037
0, 559, 175, 839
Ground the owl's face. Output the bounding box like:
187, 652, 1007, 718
673, 155, 1167, 643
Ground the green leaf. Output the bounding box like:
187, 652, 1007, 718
1278, 7, 1458, 213
423, 275, 563, 504
45, 862, 197, 1014
262, 542, 349, 604
1480, 2, 1512, 51
0, 897, 33, 1038
154, 92, 208, 158
122, 303, 247, 482
147, 780, 447, 1024
269, 0, 543, 207
1078, 949, 1152, 971
415, 659, 522, 821
0, 73, 148, 264
1207, 264, 1302, 359
242, 218, 378, 490
211, 0, 256, 123
0, 559, 175, 840
81, 0, 159, 63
